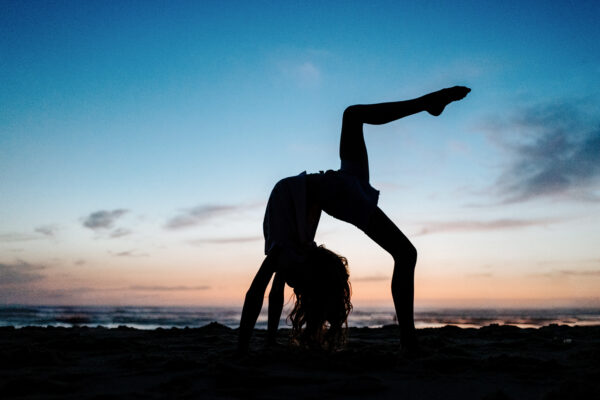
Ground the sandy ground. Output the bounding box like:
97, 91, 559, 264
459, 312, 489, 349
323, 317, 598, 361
1, 323, 599, 399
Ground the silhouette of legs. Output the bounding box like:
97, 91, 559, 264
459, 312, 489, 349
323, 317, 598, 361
339, 86, 470, 180
339, 100, 426, 180
364, 208, 417, 350
340, 101, 421, 350
339, 86, 470, 351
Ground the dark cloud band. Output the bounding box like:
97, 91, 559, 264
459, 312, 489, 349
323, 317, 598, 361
485, 100, 600, 203
129, 285, 210, 291
0, 261, 45, 285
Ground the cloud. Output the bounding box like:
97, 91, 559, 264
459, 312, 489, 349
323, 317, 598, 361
109, 228, 131, 238
467, 272, 493, 278
34, 225, 59, 237
165, 204, 252, 230
484, 100, 600, 203
129, 285, 210, 291
0, 261, 45, 285
558, 269, 600, 276
527, 272, 554, 278
82, 209, 128, 230
1, 226, 60, 242
0, 286, 99, 304
372, 181, 406, 193
109, 250, 148, 257
294, 61, 320, 84
188, 235, 262, 245
278, 59, 322, 87
0, 232, 40, 242
352, 275, 389, 282
530, 269, 600, 278
416, 217, 559, 236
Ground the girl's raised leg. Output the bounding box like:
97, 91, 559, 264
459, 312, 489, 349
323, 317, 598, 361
339, 86, 470, 180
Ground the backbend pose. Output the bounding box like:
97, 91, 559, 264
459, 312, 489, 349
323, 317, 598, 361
238, 86, 471, 353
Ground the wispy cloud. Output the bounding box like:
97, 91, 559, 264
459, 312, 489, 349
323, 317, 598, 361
129, 285, 210, 291
416, 217, 560, 236
466, 272, 494, 278
0, 233, 40, 242
188, 235, 261, 245
165, 204, 256, 230
0, 261, 45, 285
109, 250, 148, 257
372, 181, 406, 193
1, 226, 61, 242
293, 61, 320, 85
83, 209, 128, 230
558, 269, 600, 276
277, 57, 322, 87
483, 100, 600, 203
0, 286, 98, 303
109, 228, 132, 238
34, 225, 59, 237
352, 275, 389, 282
530, 268, 600, 278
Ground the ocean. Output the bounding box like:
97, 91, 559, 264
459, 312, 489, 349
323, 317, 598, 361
2, 305, 600, 330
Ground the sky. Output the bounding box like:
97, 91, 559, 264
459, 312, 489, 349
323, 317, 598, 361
1, 0, 599, 308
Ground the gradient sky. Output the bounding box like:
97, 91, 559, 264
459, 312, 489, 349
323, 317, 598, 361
1, 0, 599, 307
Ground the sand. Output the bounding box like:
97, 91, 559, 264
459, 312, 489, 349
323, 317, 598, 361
1, 323, 599, 399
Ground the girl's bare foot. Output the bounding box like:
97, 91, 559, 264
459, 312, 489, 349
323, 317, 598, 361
399, 336, 420, 359
424, 86, 471, 116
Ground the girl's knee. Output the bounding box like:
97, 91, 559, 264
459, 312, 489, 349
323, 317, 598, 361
391, 242, 417, 267
343, 105, 363, 123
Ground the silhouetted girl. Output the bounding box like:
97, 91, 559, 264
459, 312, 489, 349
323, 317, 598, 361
238, 86, 470, 353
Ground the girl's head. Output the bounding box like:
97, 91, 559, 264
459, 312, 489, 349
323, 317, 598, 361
288, 245, 352, 350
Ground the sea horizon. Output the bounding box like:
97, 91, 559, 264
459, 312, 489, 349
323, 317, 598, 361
2, 304, 600, 330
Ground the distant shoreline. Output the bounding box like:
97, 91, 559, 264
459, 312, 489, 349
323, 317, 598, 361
2, 320, 600, 330
2, 304, 600, 330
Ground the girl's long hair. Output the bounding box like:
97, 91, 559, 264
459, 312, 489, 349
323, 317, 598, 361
288, 245, 352, 350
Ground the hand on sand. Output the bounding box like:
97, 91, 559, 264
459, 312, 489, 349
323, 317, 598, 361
233, 342, 250, 359
425, 86, 471, 116
265, 336, 282, 348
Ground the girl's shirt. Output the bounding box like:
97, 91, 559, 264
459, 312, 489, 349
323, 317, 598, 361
263, 170, 379, 270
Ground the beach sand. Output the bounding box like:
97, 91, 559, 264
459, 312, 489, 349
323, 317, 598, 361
1, 323, 599, 399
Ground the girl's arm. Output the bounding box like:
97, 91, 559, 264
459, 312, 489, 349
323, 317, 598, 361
237, 252, 278, 354
267, 272, 285, 344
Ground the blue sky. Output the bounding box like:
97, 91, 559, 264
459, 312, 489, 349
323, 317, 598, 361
1, 0, 599, 306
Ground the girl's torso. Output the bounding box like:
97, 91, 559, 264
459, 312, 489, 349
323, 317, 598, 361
306, 170, 379, 232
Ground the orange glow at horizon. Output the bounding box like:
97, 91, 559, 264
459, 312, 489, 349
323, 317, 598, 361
17, 263, 599, 308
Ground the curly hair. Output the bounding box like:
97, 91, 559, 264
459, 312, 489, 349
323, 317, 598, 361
288, 245, 352, 350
